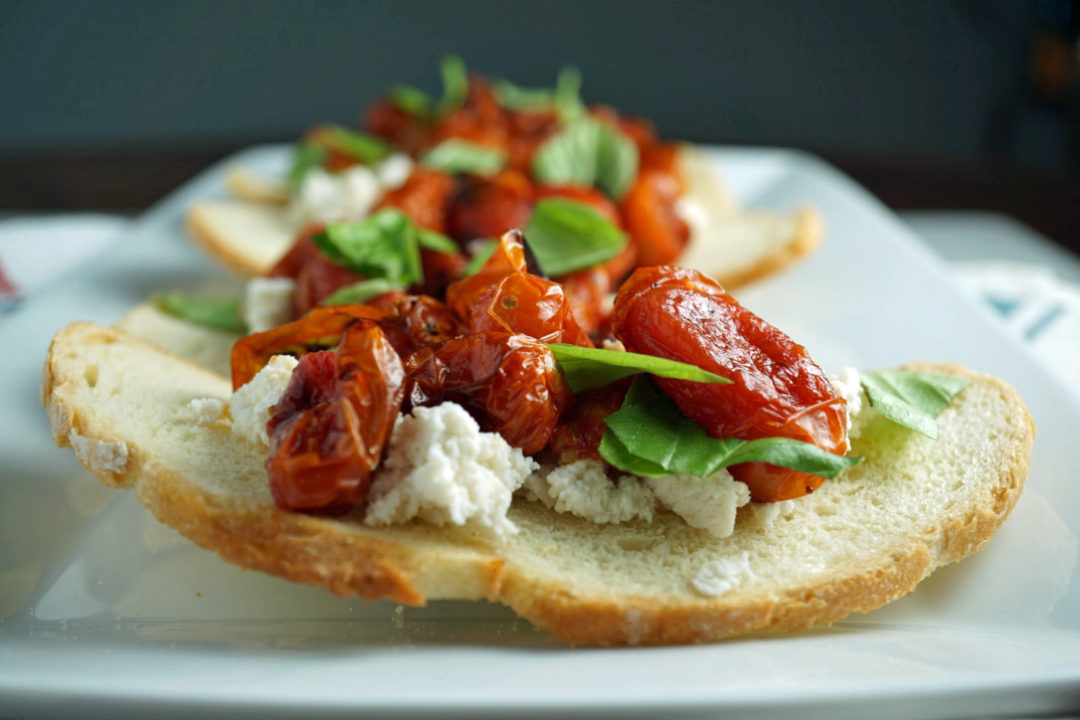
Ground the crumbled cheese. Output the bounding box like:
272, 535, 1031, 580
184, 397, 226, 425
601, 338, 626, 353
67, 429, 128, 475
692, 552, 752, 597
831, 366, 865, 438
244, 277, 296, 333
522, 459, 655, 524
648, 470, 750, 538
229, 355, 298, 446
375, 153, 413, 190
364, 403, 538, 536
290, 166, 380, 225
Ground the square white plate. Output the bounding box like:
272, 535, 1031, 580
2, 146, 1078, 719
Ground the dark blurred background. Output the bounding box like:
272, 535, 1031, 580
0, 0, 1077, 245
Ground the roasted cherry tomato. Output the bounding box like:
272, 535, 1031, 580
371, 293, 464, 353
268, 226, 366, 316
266, 322, 405, 511
547, 381, 629, 464
621, 168, 689, 267
405, 332, 572, 455
611, 266, 848, 502
376, 167, 456, 233
423, 79, 509, 154
231, 305, 390, 390
446, 230, 593, 346
447, 169, 533, 242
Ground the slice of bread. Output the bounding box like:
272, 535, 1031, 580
43, 321, 1033, 645
186, 147, 821, 287
117, 303, 239, 378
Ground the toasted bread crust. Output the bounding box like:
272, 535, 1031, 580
43, 324, 1034, 645
185, 201, 287, 277
712, 206, 823, 290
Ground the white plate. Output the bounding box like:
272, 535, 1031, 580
2, 146, 1078, 719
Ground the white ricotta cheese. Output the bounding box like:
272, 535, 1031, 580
522, 459, 655, 524
243, 277, 296, 333
692, 552, 752, 596
67, 429, 128, 475
831, 366, 865, 438
290, 166, 380, 225
229, 355, 299, 446
601, 338, 626, 353
375, 153, 413, 190
364, 403, 539, 536
648, 470, 750, 538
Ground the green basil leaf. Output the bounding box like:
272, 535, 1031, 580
390, 55, 468, 119
524, 197, 627, 276
415, 226, 459, 254
494, 79, 554, 112
463, 239, 498, 276
532, 118, 601, 188
548, 343, 729, 393
436, 54, 469, 115
312, 124, 392, 164
554, 66, 585, 122
286, 142, 326, 189
420, 139, 506, 177
597, 431, 669, 477
152, 293, 247, 334
390, 84, 433, 117
600, 377, 862, 479
312, 209, 423, 286
531, 117, 639, 200
861, 371, 971, 439
595, 122, 639, 200
319, 278, 403, 307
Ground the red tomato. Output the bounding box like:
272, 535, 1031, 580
611, 266, 848, 502
405, 332, 572, 455
266, 322, 405, 511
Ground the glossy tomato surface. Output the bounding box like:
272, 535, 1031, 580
266, 322, 405, 511
611, 266, 848, 501
405, 332, 572, 455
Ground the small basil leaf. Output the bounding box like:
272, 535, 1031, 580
548, 343, 729, 393
420, 139, 506, 177
554, 66, 585, 122
391, 55, 469, 119
463, 239, 498, 276
312, 125, 392, 165
286, 142, 326, 190
597, 431, 669, 477
532, 117, 639, 200
152, 293, 247, 334
312, 209, 422, 286
861, 371, 971, 439
436, 55, 468, 115
319, 278, 403, 307
532, 118, 601, 188
600, 377, 861, 479
390, 84, 433, 117
524, 197, 627, 277
494, 79, 554, 112
415, 226, 459, 254
595, 122, 639, 200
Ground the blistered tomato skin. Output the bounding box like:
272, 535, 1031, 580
547, 381, 629, 464
611, 266, 848, 502
230, 306, 391, 390
446, 230, 593, 347
266, 322, 406, 511
405, 332, 573, 455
